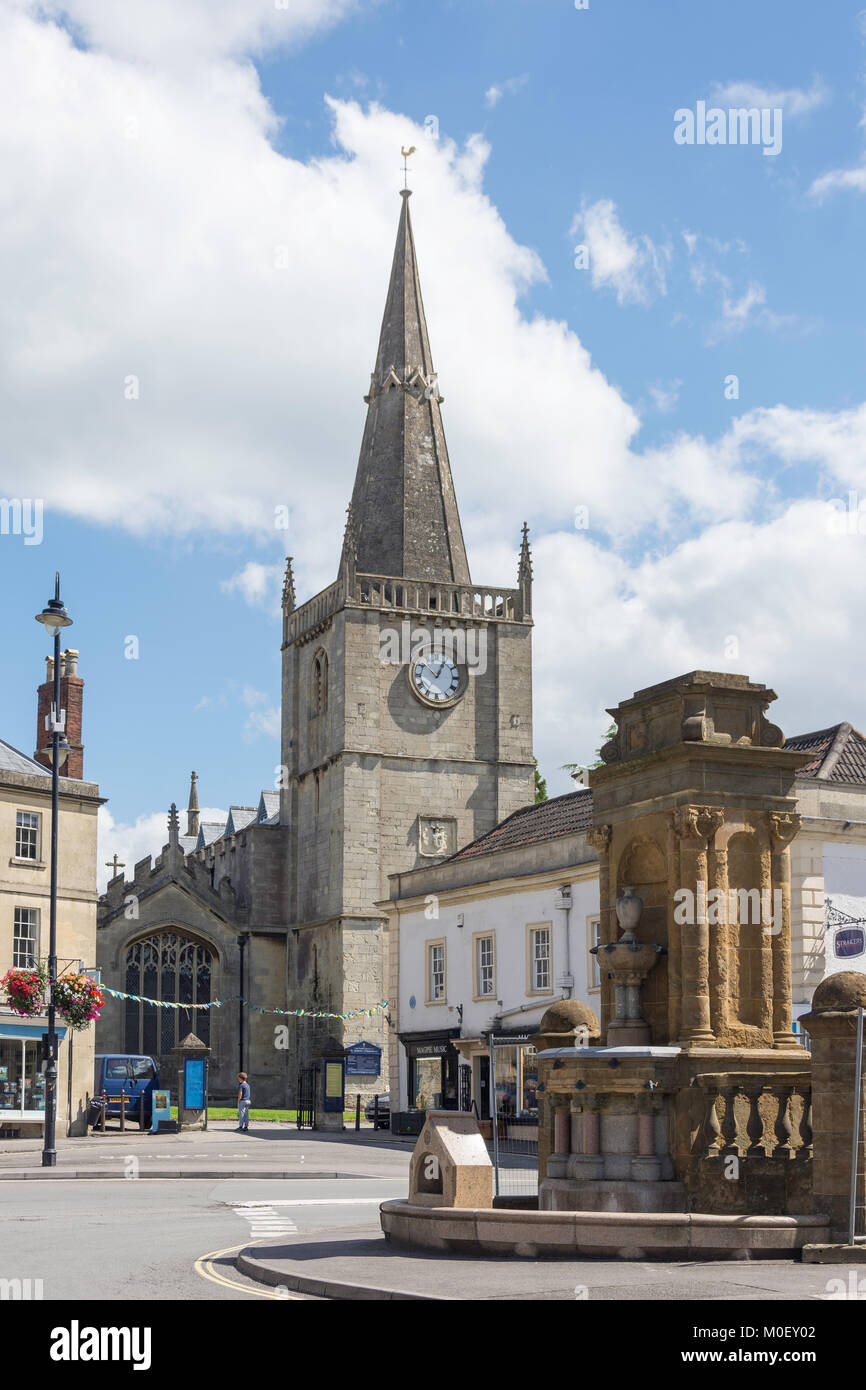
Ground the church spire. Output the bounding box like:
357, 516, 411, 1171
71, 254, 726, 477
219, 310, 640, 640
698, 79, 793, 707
348, 189, 471, 585
187, 771, 200, 839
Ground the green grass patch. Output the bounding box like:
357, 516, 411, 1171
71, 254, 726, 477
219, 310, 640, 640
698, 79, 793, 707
167, 1105, 359, 1123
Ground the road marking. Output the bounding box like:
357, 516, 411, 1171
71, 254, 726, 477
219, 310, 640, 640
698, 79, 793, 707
230, 1198, 388, 1207
194, 1244, 303, 1300
231, 1205, 298, 1239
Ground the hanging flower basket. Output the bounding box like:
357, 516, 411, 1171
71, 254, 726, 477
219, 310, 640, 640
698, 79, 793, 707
54, 973, 105, 1032
1, 962, 48, 1018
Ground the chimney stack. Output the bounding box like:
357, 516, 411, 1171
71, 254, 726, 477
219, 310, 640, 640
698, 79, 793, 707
35, 648, 84, 779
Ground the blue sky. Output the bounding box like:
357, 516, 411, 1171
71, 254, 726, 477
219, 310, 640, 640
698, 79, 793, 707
1, 0, 865, 879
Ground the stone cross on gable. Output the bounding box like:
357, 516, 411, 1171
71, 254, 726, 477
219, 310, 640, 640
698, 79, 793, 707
105, 853, 125, 877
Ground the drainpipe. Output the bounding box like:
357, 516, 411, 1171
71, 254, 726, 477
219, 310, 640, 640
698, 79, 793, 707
554, 884, 573, 998
238, 933, 249, 1075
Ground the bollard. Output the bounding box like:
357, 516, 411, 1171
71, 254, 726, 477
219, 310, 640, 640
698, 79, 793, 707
99, 1090, 107, 1132
139, 1091, 146, 1131
355, 1093, 361, 1132
119, 1089, 126, 1132
374, 1095, 379, 1129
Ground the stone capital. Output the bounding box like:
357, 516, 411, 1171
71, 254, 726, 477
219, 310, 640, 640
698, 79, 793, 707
671, 804, 725, 845
587, 824, 612, 855
768, 812, 801, 851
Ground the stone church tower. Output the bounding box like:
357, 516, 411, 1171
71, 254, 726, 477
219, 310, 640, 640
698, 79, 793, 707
281, 190, 536, 1074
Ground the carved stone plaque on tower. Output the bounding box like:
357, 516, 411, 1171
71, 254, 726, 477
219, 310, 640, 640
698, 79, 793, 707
418, 817, 457, 859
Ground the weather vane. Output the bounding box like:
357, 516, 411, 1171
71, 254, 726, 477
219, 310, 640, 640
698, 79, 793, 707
401, 145, 416, 190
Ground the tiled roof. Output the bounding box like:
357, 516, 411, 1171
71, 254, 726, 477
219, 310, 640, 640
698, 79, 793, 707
226, 806, 256, 835
0, 738, 50, 779
196, 821, 226, 849
785, 723, 866, 784
448, 788, 594, 862
257, 791, 279, 822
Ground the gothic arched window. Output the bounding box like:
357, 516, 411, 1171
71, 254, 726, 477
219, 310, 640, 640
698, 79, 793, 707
310, 649, 328, 718
123, 930, 214, 1057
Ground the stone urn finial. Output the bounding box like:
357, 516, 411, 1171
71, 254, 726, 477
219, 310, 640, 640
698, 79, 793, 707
615, 886, 643, 940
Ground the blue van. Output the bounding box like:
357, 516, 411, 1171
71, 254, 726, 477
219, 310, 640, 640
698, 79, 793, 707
92, 1054, 159, 1124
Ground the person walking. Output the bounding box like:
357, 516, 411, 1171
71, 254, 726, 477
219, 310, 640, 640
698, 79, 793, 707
236, 1072, 251, 1133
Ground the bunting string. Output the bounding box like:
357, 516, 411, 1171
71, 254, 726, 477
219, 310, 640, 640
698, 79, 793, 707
102, 987, 388, 1022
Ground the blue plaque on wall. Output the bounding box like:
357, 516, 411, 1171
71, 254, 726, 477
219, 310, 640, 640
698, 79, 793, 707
184, 1057, 206, 1109
345, 1041, 382, 1076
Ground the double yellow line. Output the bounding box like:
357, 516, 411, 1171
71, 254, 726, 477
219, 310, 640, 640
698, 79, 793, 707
194, 1244, 304, 1300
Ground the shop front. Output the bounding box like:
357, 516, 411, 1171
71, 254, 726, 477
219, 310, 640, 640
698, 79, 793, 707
0, 1021, 68, 1134
395, 1027, 461, 1134
487, 1029, 539, 1143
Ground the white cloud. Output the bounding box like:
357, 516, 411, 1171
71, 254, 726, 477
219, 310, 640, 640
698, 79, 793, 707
647, 380, 682, 413
810, 165, 866, 200
710, 76, 830, 118
30, 0, 363, 64
485, 75, 529, 108
222, 561, 285, 611
5, 3, 866, 813
571, 199, 669, 306
242, 686, 280, 741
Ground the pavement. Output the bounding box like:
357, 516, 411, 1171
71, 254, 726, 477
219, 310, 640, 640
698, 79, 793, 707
236, 1225, 859, 1301
0, 1120, 414, 1180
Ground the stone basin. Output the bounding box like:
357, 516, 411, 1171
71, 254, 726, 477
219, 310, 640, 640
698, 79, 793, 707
597, 938, 665, 977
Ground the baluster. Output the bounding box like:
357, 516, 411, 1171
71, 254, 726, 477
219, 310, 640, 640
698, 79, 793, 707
772, 1085, 794, 1158
797, 1087, 813, 1157
720, 1085, 740, 1153
702, 1088, 722, 1157
744, 1084, 766, 1156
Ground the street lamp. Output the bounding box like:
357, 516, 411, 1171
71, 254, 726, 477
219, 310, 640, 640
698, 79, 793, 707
35, 572, 72, 1168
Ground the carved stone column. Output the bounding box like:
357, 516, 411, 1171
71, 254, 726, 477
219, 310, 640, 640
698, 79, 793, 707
587, 824, 613, 1034
672, 805, 724, 1046
769, 812, 801, 1048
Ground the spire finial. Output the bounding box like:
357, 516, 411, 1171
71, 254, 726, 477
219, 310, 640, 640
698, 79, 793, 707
282, 556, 296, 614
187, 771, 200, 839
518, 522, 533, 619
168, 803, 180, 851
400, 144, 416, 193
340, 503, 358, 586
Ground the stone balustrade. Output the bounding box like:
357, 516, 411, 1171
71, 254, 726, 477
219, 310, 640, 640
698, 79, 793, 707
354, 574, 525, 623
694, 1071, 812, 1161
285, 572, 528, 643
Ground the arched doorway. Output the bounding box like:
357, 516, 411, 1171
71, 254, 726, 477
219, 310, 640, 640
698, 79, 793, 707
123, 930, 216, 1064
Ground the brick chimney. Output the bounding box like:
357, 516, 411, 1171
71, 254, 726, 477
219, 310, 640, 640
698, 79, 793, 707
35, 648, 84, 779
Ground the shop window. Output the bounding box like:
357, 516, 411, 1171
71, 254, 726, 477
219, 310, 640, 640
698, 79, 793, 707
413, 1056, 443, 1110
15, 811, 40, 861
13, 907, 39, 968
0, 1038, 44, 1115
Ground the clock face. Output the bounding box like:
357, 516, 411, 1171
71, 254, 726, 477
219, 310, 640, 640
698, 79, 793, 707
409, 652, 462, 706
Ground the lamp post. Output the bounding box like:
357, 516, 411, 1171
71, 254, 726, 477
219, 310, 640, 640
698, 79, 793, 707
35, 573, 72, 1168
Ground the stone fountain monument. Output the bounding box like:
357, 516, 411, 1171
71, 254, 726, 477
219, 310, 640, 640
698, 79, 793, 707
381, 671, 834, 1258
535, 671, 817, 1234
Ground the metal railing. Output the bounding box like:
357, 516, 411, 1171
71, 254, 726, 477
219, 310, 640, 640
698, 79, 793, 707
849, 1008, 866, 1244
